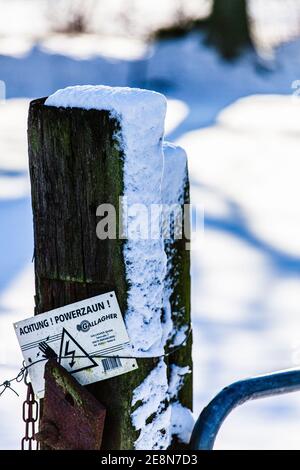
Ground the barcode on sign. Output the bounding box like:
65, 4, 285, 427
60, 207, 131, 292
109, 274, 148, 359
102, 356, 122, 372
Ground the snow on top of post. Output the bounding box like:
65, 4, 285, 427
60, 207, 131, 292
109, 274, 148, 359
45, 84, 166, 130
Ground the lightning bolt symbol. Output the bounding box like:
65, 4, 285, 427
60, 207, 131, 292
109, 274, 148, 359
64, 340, 76, 368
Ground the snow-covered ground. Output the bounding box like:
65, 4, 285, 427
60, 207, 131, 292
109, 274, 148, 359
1, 19, 300, 449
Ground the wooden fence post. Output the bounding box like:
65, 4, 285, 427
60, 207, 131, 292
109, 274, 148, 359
28, 89, 192, 450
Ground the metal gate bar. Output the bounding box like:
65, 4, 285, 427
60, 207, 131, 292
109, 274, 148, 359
190, 369, 300, 450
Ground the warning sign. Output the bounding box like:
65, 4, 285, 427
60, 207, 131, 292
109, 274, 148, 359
14, 292, 138, 398
58, 328, 98, 373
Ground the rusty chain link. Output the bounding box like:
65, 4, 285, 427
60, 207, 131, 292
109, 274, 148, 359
21, 372, 39, 450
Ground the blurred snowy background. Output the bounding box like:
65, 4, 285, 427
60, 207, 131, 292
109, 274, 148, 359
1, 0, 300, 450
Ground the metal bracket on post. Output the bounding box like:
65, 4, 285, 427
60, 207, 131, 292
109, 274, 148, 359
36, 360, 106, 450
190, 369, 300, 450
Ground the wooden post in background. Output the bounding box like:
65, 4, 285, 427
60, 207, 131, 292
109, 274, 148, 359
28, 96, 192, 450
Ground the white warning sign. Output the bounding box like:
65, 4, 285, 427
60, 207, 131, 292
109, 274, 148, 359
14, 292, 138, 398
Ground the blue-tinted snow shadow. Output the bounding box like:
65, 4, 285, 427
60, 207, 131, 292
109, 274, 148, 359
193, 180, 300, 319
194, 180, 300, 276
0, 197, 33, 297
0, 45, 135, 99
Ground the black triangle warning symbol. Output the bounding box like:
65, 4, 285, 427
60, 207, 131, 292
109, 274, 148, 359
58, 328, 98, 374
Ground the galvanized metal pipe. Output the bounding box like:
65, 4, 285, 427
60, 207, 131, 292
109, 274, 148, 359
190, 369, 300, 450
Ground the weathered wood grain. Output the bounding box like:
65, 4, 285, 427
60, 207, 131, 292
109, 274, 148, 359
28, 97, 192, 450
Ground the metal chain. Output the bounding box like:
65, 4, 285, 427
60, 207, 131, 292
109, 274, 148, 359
21, 372, 39, 450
